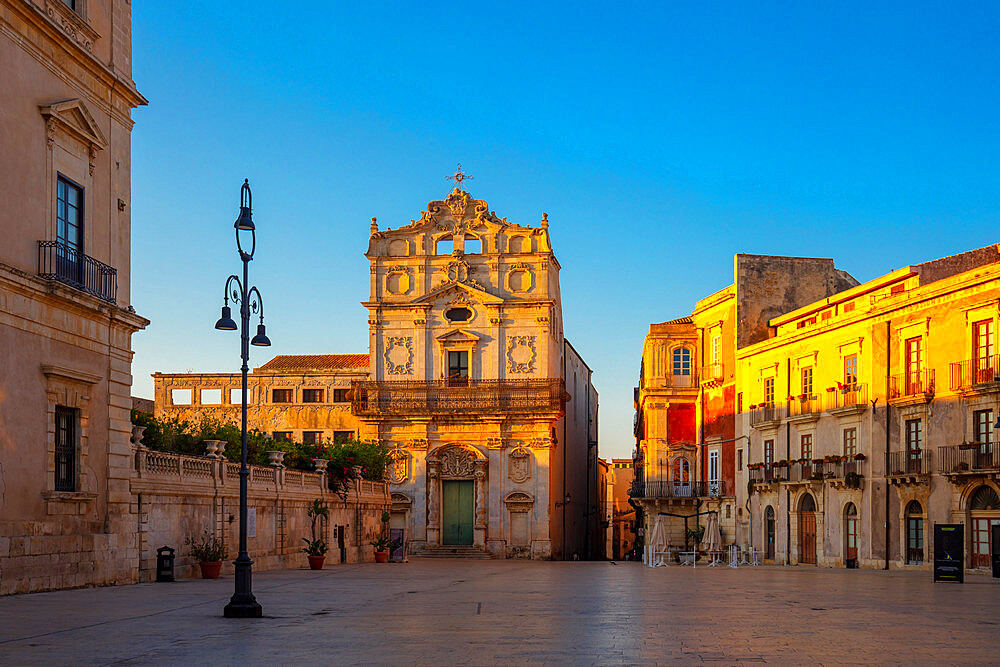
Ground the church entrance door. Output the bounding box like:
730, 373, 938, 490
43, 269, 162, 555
442, 480, 474, 545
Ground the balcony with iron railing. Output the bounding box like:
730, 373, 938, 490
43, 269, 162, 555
700, 363, 724, 386
887, 449, 932, 477
938, 444, 1000, 475
37, 240, 117, 303
748, 464, 789, 484
349, 379, 566, 416
828, 383, 868, 413
950, 355, 1000, 393
629, 479, 731, 499
788, 394, 822, 420
749, 404, 785, 428
889, 369, 935, 404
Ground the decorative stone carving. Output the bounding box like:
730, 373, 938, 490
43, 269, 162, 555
508, 445, 532, 483
531, 437, 555, 449
474, 459, 488, 529
504, 491, 535, 511
44, 0, 99, 52
507, 336, 536, 373
438, 446, 477, 478
408, 438, 429, 450
387, 446, 408, 484
486, 437, 503, 449
385, 266, 412, 295
384, 336, 413, 375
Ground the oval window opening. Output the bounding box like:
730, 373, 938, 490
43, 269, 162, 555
445, 307, 472, 322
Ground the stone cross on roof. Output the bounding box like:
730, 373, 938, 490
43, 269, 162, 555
446, 163, 473, 189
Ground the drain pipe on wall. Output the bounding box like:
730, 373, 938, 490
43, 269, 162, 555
884, 320, 891, 570
786, 358, 792, 565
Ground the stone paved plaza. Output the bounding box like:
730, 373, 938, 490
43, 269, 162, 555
1, 560, 999, 665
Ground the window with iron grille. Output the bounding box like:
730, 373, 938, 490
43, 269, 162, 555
843, 428, 857, 456
332, 388, 349, 403
55, 406, 77, 491
302, 388, 324, 403
302, 431, 323, 445
272, 389, 293, 403
333, 431, 353, 444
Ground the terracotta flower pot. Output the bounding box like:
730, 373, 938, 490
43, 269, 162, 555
374, 550, 389, 563
307, 555, 325, 570
199, 561, 222, 579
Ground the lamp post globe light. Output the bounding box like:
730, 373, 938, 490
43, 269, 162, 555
217, 179, 270, 618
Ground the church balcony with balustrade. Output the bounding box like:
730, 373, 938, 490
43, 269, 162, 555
349, 379, 567, 417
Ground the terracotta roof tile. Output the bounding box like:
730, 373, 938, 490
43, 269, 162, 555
258, 354, 369, 371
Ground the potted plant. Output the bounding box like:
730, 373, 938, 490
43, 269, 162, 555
302, 499, 329, 569
370, 536, 397, 563
186, 534, 228, 579
853, 453, 866, 461
954, 462, 970, 472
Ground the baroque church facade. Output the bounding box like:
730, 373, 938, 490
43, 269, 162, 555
153, 186, 598, 560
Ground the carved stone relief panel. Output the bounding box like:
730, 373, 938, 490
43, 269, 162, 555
507, 335, 536, 373
385, 266, 412, 295
384, 336, 413, 375
508, 445, 531, 483
438, 446, 478, 478
387, 446, 409, 484
506, 263, 534, 293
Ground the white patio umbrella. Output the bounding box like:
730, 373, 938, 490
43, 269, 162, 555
699, 512, 722, 553
648, 514, 669, 567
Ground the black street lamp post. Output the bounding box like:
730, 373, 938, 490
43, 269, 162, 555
216, 179, 270, 619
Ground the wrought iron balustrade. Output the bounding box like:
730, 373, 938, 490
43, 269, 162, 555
789, 395, 821, 417
350, 379, 566, 416
830, 383, 867, 410
950, 355, 1000, 392
700, 363, 724, 385
938, 444, 1000, 474
889, 369, 935, 400
749, 404, 785, 427
749, 465, 789, 484
888, 449, 931, 475
629, 479, 731, 499
37, 240, 117, 303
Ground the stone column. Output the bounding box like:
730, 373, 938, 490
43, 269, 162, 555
474, 459, 488, 547
426, 460, 440, 546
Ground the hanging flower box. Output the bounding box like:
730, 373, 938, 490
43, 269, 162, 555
959, 442, 982, 451
812, 458, 825, 465
798, 394, 808, 400
826, 387, 836, 393
853, 453, 867, 461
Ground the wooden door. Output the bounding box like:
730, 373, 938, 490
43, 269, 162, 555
765, 511, 775, 560
845, 513, 858, 562
442, 480, 474, 545
799, 512, 817, 564
972, 518, 1000, 568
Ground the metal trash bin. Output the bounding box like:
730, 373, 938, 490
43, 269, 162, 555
156, 546, 175, 582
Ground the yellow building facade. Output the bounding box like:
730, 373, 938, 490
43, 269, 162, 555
740, 244, 1000, 571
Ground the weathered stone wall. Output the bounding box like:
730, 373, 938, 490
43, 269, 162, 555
132, 447, 390, 581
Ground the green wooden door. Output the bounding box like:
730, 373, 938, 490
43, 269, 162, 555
442, 480, 474, 545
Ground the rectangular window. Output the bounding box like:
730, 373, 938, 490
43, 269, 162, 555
764, 439, 774, 465
272, 431, 292, 442
737, 392, 743, 413
302, 389, 324, 403
200, 388, 221, 405
709, 450, 719, 483
821, 310, 832, 321
801, 434, 813, 460
843, 301, 855, 313
801, 367, 813, 397
57, 175, 83, 252
905, 337, 922, 380
54, 406, 77, 491
61, 0, 77, 10
843, 428, 857, 457
737, 449, 743, 471
974, 320, 994, 382
272, 389, 293, 403
890, 283, 905, 295
332, 388, 350, 403
974, 409, 994, 452
448, 350, 469, 385
843, 355, 858, 389
302, 431, 323, 445
712, 335, 720, 366
229, 387, 243, 404
905, 419, 922, 453
171, 388, 192, 405
764, 377, 775, 406
333, 431, 353, 445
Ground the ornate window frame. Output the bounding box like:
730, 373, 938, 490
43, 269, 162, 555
41, 364, 100, 513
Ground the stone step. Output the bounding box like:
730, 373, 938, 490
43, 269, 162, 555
412, 547, 493, 560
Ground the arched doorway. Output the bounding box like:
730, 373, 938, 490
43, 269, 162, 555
799, 493, 817, 564
764, 505, 776, 560
969, 485, 1000, 569
905, 500, 924, 564
844, 503, 858, 566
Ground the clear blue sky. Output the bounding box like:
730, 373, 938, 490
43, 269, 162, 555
130, 2, 1000, 459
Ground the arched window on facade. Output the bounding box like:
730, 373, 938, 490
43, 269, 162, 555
672, 348, 691, 376
435, 235, 453, 255
765, 505, 776, 560
906, 500, 924, 564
